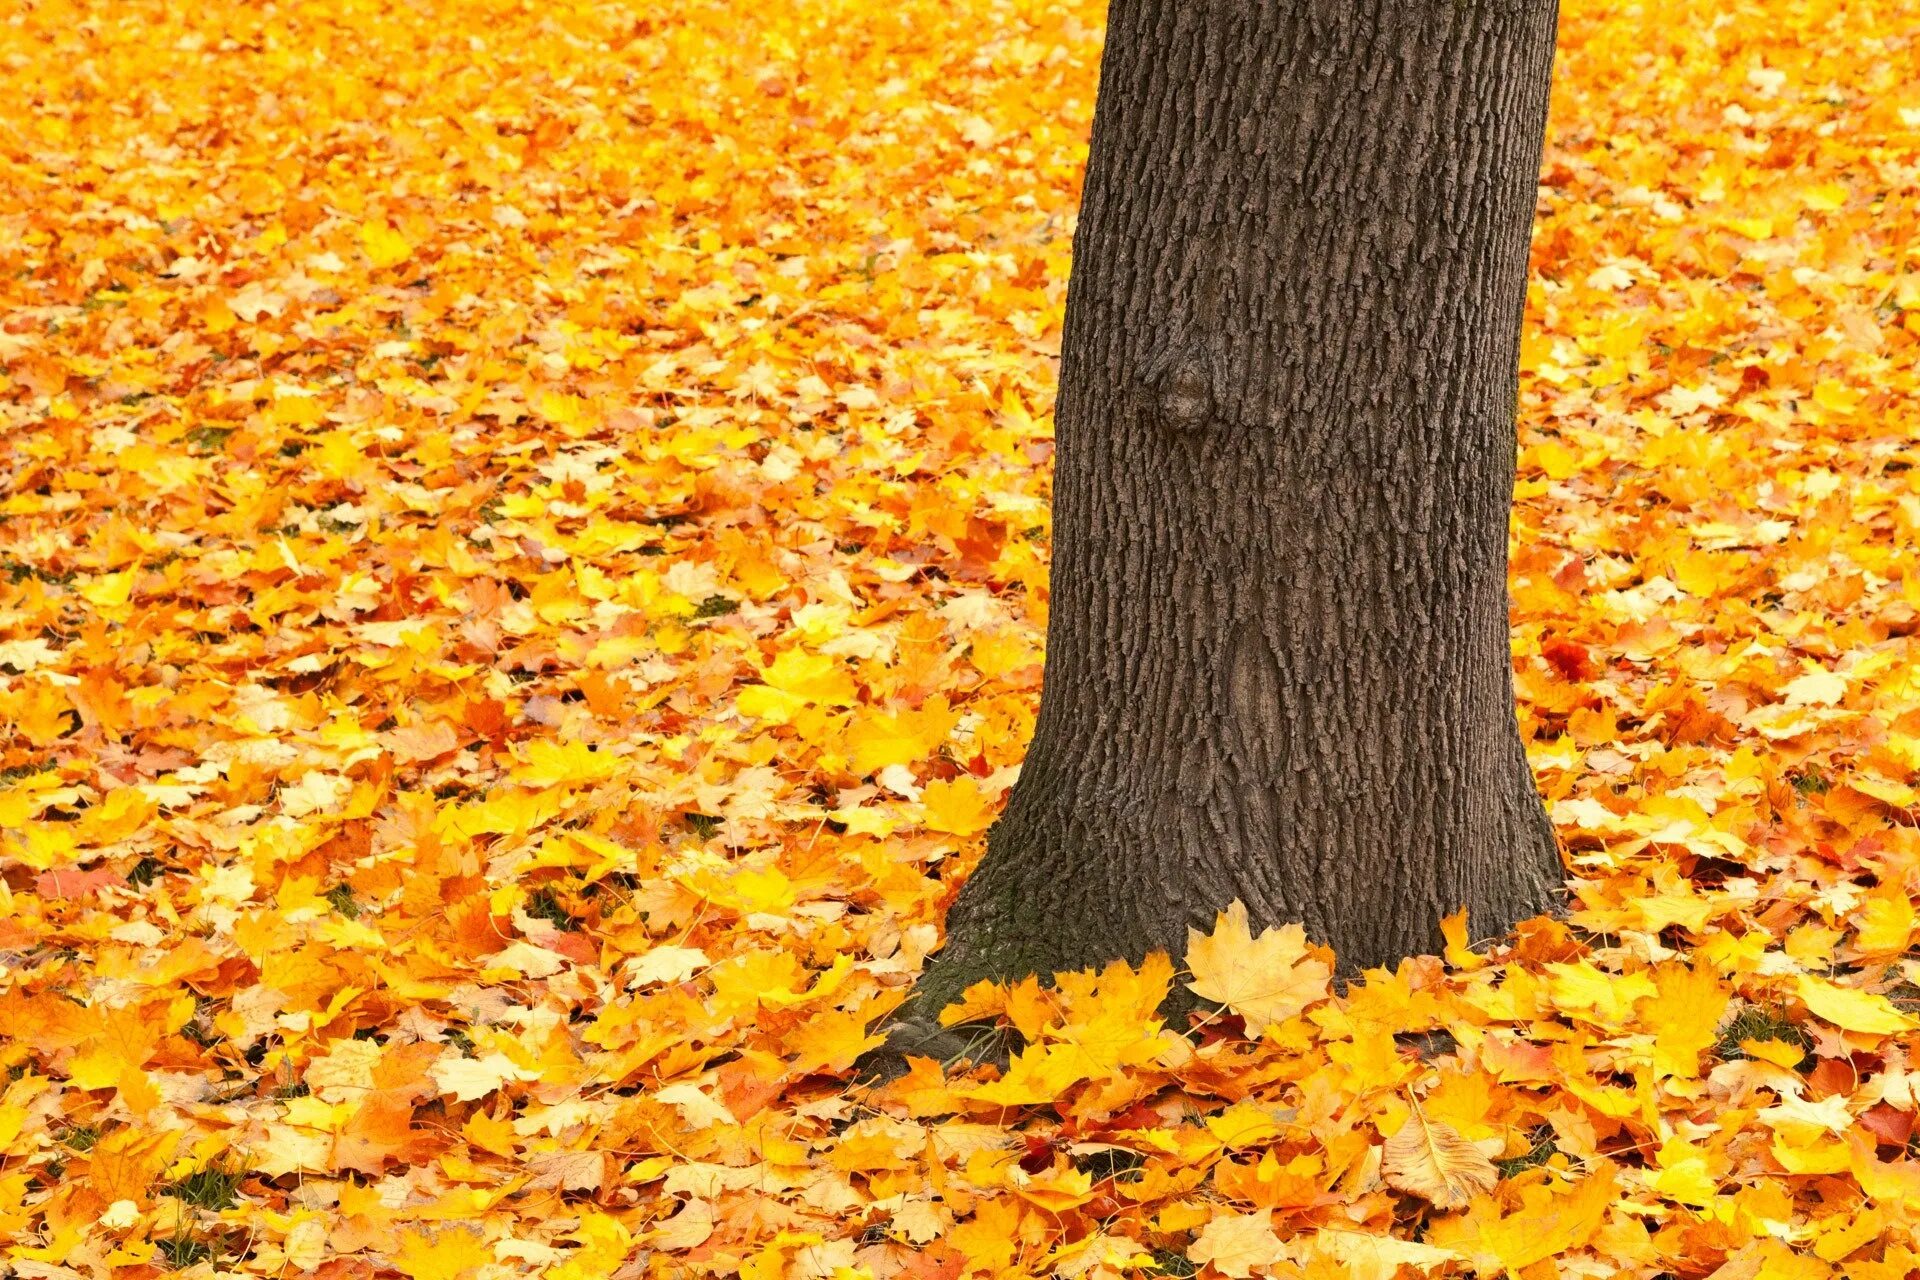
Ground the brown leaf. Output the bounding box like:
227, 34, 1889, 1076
1381, 1108, 1498, 1210
526, 1149, 609, 1194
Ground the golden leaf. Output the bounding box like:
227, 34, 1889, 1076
1796, 973, 1917, 1036
393, 1226, 491, 1280
1428, 1169, 1616, 1276
1640, 961, 1729, 1079
1185, 900, 1331, 1035
86, 1128, 182, 1207
358, 218, 415, 270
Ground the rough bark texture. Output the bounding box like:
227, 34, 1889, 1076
917, 0, 1566, 1014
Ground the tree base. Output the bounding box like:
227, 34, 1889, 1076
904, 752, 1565, 1028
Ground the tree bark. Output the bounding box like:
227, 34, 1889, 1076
919, 0, 1565, 1014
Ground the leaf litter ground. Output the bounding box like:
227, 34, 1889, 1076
2, 1, 1919, 1278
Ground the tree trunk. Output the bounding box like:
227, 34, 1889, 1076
920, 0, 1564, 1014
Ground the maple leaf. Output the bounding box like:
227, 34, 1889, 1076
85, 1127, 182, 1207
1428, 1169, 1616, 1276
783, 1006, 889, 1074
1205, 1103, 1287, 1149
648, 1198, 716, 1251
919, 775, 999, 835
358, 218, 415, 270
1850, 881, 1917, 957
1796, 973, 1917, 1037
392, 1225, 491, 1280
849, 698, 960, 774
737, 649, 858, 722
1185, 900, 1331, 1034
961, 1043, 1091, 1106
655, 1081, 737, 1128
1010, 1163, 1095, 1212
526, 1149, 610, 1194
1306, 1229, 1464, 1280
1645, 1135, 1719, 1207
1848, 1132, 1920, 1213
332, 1095, 419, 1177
66, 1001, 172, 1092
428, 1052, 542, 1102
510, 739, 624, 790
626, 944, 711, 987
1781, 666, 1847, 707
33, 864, 126, 898
1188, 1209, 1286, 1279
1380, 1106, 1498, 1209
1440, 908, 1489, 970
1640, 961, 1729, 1078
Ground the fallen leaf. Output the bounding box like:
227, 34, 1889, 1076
1185, 900, 1331, 1035
1381, 1107, 1498, 1210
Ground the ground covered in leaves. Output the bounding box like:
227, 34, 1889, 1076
3, 0, 1920, 1276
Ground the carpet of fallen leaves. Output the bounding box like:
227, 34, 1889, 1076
3, 0, 1920, 1276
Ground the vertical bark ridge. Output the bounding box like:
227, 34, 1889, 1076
919, 0, 1565, 1013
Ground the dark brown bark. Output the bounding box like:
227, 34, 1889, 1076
918, 0, 1565, 1015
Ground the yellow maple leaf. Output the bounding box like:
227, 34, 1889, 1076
708, 948, 808, 1017
1185, 900, 1331, 1035
782, 1007, 888, 1075
1428, 1168, 1616, 1276
1781, 666, 1847, 707
1546, 960, 1658, 1027
1796, 973, 1916, 1036
427, 1051, 541, 1102
1645, 1135, 1719, 1207
1849, 1132, 1920, 1212
1741, 1037, 1810, 1068
1851, 881, 1917, 957
1800, 179, 1849, 210
1206, 1102, 1285, 1149
1441, 908, 1489, 970
647, 1199, 715, 1252
1011, 1163, 1095, 1212
847, 697, 959, 774
67, 1001, 170, 1092
736, 649, 857, 723
86, 1127, 182, 1207
937, 977, 1013, 1028
76, 569, 135, 611
358, 218, 415, 270
509, 738, 623, 790
949, 1196, 1022, 1274
393, 1225, 491, 1280
653, 1082, 736, 1128
1640, 961, 1729, 1078
962, 1042, 1091, 1106
920, 775, 997, 835
283, 1215, 330, 1271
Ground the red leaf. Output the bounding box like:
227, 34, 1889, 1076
1543, 639, 1594, 681
1860, 1104, 1915, 1149
35, 865, 126, 898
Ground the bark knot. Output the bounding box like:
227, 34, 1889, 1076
1150, 349, 1215, 432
